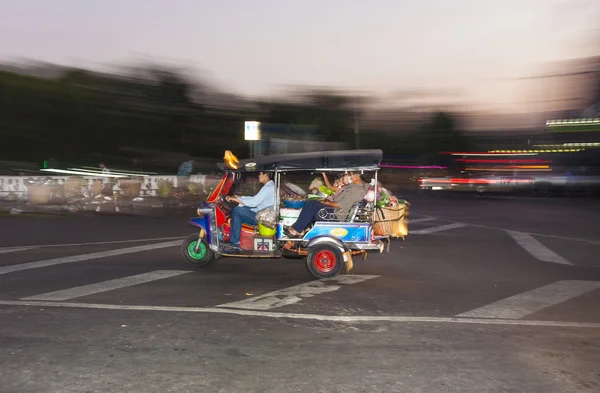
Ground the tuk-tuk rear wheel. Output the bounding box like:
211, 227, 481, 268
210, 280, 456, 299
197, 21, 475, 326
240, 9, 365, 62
306, 244, 344, 279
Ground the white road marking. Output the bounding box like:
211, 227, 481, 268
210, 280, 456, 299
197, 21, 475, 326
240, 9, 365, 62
409, 217, 436, 224
506, 231, 572, 265
458, 280, 600, 319
3, 236, 184, 249
410, 213, 433, 218
412, 214, 600, 245
22, 270, 192, 301
0, 300, 598, 329
216, 275, 380, 310
0, 246, 39, 254
0, 240, 181, 276
411, 223, 467, 235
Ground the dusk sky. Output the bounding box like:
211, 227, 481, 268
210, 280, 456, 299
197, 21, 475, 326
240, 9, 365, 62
1, 0, 598, 110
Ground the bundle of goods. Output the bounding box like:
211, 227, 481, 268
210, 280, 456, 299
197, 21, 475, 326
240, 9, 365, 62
308, 178, 333, 199
368, 184, 409, 239
283, 182, 307, 197
279, 207, 301, 226
255, 207, 278, 251
281, 194, 306, 209
256, 207, 278, 230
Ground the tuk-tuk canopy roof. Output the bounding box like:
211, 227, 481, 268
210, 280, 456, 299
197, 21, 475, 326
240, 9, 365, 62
218, 149, 383, 172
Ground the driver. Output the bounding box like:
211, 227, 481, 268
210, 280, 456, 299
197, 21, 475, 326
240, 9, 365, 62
223, 172, 275, 252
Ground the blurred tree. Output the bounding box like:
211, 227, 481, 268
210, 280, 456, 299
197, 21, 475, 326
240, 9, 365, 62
306, 90, 354, 141
419, 112, 471, 154
0, 62, 475, 170
261, 89, 356, 142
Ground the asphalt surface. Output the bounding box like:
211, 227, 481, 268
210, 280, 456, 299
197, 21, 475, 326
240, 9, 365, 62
1, 195, 600, 393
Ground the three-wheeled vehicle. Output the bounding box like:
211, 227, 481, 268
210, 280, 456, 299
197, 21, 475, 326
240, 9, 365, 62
180, 149, 396, 279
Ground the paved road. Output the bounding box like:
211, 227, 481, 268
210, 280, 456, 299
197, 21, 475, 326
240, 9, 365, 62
1, 197, 599, 393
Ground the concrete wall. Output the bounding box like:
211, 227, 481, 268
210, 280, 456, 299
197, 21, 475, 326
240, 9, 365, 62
0, 174, 214, 199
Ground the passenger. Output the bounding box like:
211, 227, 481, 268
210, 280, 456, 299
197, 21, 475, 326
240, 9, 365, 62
321, 172, 344, 193
223, 172, 275, 252
309, 173, 343, 197
283, 172, 368, 238
326, 173, 350, 201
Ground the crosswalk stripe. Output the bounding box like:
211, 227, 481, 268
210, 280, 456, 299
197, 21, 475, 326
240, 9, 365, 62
0, 240, 181, 276
0, 246, 39, 254
506, 231, 572, 265
216, 275, 380, 310
22, 270, 192, 301
457, 280, 600, 319
411, 223, 467, 235
409, 217, 436, 224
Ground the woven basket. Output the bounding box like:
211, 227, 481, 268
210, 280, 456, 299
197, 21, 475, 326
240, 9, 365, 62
373, 203, 409, 238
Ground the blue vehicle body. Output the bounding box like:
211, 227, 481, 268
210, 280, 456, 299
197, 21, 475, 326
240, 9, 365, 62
276, 221, 371, 243
188, 201, 213, 244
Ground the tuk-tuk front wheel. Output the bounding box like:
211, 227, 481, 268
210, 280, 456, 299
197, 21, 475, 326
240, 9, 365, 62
306, 244, 344, 279
181, 233, 214, 267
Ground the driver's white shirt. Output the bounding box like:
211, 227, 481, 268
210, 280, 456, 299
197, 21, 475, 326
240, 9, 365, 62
238, 180, 275, 212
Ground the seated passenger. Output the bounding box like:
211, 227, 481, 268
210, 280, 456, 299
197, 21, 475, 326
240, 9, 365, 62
325, 173, 349, 201
322, 172, 344, 193
283, 172, 368, 238
309, 173, 343, 197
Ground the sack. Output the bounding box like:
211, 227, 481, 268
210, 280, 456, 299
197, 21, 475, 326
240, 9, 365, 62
309, 178, 323, 191
256, 207, 277, 229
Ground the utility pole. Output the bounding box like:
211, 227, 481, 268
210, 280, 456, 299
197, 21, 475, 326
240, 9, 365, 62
353, 97, 361, 149
354, 106, 360, 149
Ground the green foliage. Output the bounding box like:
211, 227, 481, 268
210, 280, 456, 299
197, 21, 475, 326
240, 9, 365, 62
0, 66, 248, 166
419, 112, 471, 154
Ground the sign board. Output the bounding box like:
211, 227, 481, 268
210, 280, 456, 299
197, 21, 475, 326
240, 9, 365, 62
244, 121, 261, 141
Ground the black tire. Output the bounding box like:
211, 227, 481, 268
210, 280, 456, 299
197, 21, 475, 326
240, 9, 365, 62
181, 233, 215, 268
306, 243, 345, 279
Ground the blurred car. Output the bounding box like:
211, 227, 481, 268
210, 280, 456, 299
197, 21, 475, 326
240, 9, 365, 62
419, 173, 534, 194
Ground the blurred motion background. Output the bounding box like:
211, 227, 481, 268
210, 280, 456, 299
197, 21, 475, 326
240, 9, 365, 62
1, 0, 599, 202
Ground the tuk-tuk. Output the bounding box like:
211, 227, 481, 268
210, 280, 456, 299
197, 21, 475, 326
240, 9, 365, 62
180, 149, 397, 279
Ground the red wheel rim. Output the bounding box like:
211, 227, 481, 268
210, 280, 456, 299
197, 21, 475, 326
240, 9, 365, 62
313, 250, 337, 273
